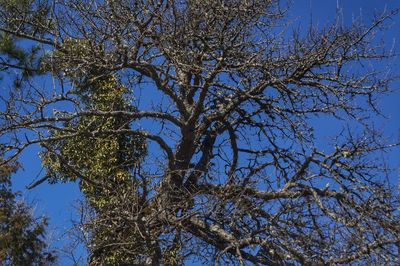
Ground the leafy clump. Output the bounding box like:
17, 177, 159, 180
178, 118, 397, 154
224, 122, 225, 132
41, 73, 148, 264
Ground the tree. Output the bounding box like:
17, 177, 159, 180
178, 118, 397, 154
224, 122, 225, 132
0, 0, 399, 265
0, 156, 56, 265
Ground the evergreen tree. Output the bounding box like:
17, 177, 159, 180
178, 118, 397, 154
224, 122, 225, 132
0, 157, 56, 265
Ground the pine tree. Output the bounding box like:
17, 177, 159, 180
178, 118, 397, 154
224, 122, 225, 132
0, 157, 56, 265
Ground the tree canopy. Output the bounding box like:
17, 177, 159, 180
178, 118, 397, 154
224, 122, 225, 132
0, 0, 399, 265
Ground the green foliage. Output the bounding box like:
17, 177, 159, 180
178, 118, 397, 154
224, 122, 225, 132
0, 159, 56, 265
41, 72, 148, 264
42, 75, 146, 194
0, 0, 51, 84
46, 37, 104, 79
0, 33, 47, 85
0, 33, 26, 60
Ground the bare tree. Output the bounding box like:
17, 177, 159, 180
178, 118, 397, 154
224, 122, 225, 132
1, 0, 399, 264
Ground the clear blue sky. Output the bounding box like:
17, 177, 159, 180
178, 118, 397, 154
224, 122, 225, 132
8, 1, 400, 265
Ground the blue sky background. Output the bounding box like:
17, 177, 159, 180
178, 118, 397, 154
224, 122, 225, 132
6, 0, 400, 265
